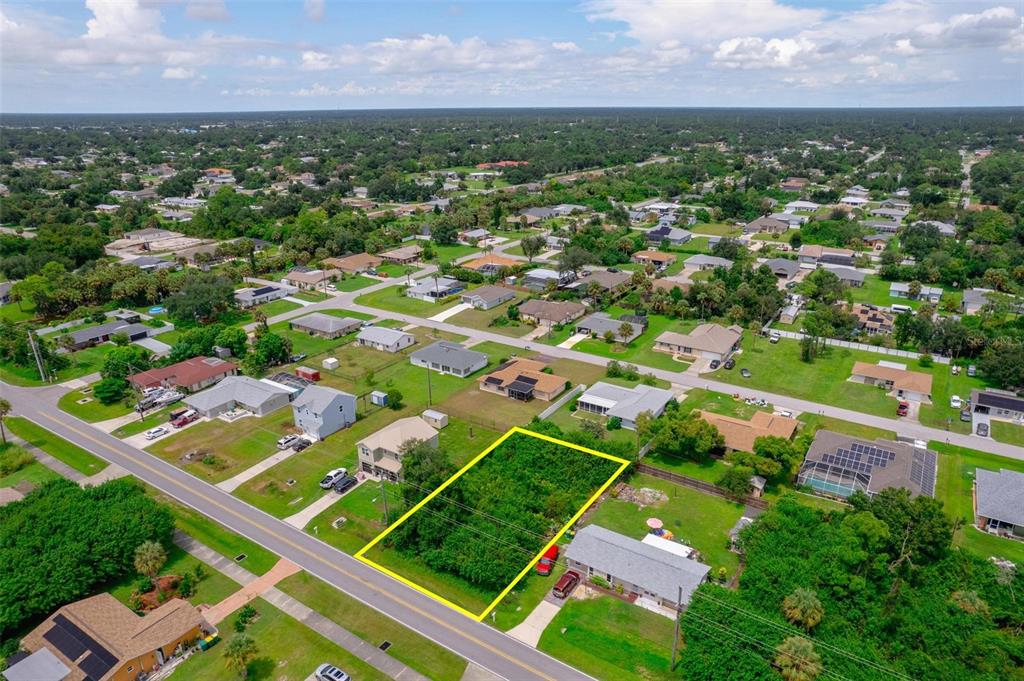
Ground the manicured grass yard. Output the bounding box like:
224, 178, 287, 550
0, 303, 37, 324
256, 298, 301, 318
573, 307, 697, 372
6, 416, 108, 475
537, 596, 678, 681
0, 344, 110, 386
355, 283, 464, 316
292, 290, 329, 303
168, 597, 389, 681
306, 479, 397, 554
491, 568, 562, 631
430, 243, 480, 264
796, 413, 896, 441
374, 262, 417, 278
112, 405, 175, 438
277, 572, 467, 681
586, 472, 743, 577
146, 409, 299, 483
991, 420, 1024, 446
690, 222, 742, 237
913, 361, 988, 435
446, 292, 533, 337
330, 274, 375, 292
58, 384, 134, 422
106, 544, 240, 610
930, 440, 1024, 565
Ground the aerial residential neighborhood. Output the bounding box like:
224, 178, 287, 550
1, 3, 1023, 681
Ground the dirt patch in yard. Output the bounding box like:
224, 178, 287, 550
614, 484, 668, 508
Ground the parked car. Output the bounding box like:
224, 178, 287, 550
319, 468, 348, 489
552, 570, 581, 599
293, 438, 312, 452
723, 359, 735, 370
144, 426, 169, 440
326, 283, 337, 292
967, 365, 977, 377
168, 407, 190, 421
314, 664, 350, 681
276, 434, 301, 450
769, 332, 781, 344
896, 402, 909, 417
361, 320, 374, 328
960, 410, 972, 422
535, 545, 559, 576
950, 395, 962, 409
740, 368, 751, 378
976, 423, 989, 437
289, 353, 307, 363
709, 359, 721, 370
332, 475, 358, 495
170, 409, 198, 428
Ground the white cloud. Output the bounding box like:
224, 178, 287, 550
552, 41, 580, 52
162, 66, 195, 79
300, 50, 333, 70
713, 37, 816, 69
244, 54, 285, 68
221, 87, 272, 96
304, 0, 325, 22
186, 0, 230, 22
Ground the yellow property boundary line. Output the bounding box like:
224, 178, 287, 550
355, 426, 630, 621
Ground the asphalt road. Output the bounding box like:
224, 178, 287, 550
3, 381, 593, 681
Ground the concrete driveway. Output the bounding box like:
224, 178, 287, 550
557, 332, 589, 349
508, 599, 562, 647
430, 302, 472, 322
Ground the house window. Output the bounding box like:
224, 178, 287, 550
127, 666, 134, 673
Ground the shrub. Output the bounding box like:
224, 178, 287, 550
590, 575, 611, 589
0, 445, 33, 476
178, 572, 195, 598
607, 416, 622, 431
135, 575, 154, 594
234, 604, 258, 632
918, 354, 934, 368
387, 389, 404, 410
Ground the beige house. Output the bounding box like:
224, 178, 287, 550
654, 323, 743, 363
697, 410, 799, 453
850, 361, 933, 403
631, 251, 677, 270
379, 244, 423, 264
282, 268, 340, 290
517, 299, 586, 327
478, 358, 568, 402
322, 253, 382, 274
357, 416, 439, 481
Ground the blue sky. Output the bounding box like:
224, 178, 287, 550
1, 1, 1022, 113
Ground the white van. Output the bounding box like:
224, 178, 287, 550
891, 303, 912, 314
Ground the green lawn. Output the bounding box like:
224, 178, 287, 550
374, 262, 417, 278
490, 569, 560, 631
355, 284, 463, 317
257, 298, 301, 318
146, 409, 298, 483
6, 416, 108, 476
330, 275, 376, 292
277, 572, 467, 681
112, 406, 175, 438
292, 290, 329, 303
0, 303, 37, 323
991, 420, 1024, 446
168, 597, 389, 681
917, 362, 989, 435
690, 222, 742, 237
846, 274, 959, 312
585, 472, 744, 578
572, 307, 697, 372
537, 596, 678, 681
0, 344, 110, 386
930, 440, 1024, 564
0, 459, 61, 488
430, 243, 480, 264
796, 413, 896, 441
58, 384, 134, 423
305, 479, 397, 554
106, 544, 240, 610
446, 291, 533, 337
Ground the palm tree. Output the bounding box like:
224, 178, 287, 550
0, 398, 10, 445
775, 636, 822, 681
782, 588, 824, 631
224, 634, 257, 678
252, 309, 268, 335
134, 540, 168, 594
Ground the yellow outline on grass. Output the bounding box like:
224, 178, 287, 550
355, 426, 630, 620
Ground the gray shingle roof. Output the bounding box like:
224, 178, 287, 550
69, 321, 150, 344
976, 468, 1024, 526
290, 312, 361, 334
185, 375, 290, 411
293, 385, 353, 413
410, 341, 487, 372
356, 326, 414, 346
565, 525, 710, 604
685, 254, 733, 268
579, 382, 674, 422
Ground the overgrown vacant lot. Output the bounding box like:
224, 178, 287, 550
365, 430, 625, 615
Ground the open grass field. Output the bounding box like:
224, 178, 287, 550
847, 274, 960, 312
797, 413, 896, 441
991, 420, 1024, 446
0, 459, 61, 488
256, 298, 301, 318
330, 275, 376, 292
146, 409, 298, 483
6, 416, 108, 475
916, 361, 989, 434
431, 243, 480, 264
0, 344, 109, 386
106, 544, 240, 610
490, 568, 561, 631
58, 383, 134, 422
585, 472, 743, 578
305, 479, 397, 554
168, 597, 389, 681
537, 596, 678, 681
572, 306, 698, 372
690, 222, 742, 237
292, 290, 329, 303
930, 440, 1024, 565
277, 571, 467, 681
446, 291, 533, 337
355, 283, 464, 316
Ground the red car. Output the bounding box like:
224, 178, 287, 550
896, 402, 909, 417
170, 409, 198, 428
535, 545, 559, 576
552, 570, 581, 599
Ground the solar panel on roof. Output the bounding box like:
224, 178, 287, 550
44, 625, 86, 660
79, 652, 114, 679
54, 615, 117, 666
514, 375, 538, 385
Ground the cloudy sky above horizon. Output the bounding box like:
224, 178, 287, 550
1, 0, 1022, 113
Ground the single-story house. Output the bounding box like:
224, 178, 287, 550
862, 219, 901, 234
846, 184, 870, 197
405, 276, 464, 302
461, 285, 517, 310
546, 235, 569, 250
762, 258, 799, 279
960, 288, 1023, 315
971, 389, 1024, 425
235, 284, 291, 308
654, 323, 743, 363
128, 356, 237, 393
576, 312, 646, 343
797, 430, 937, 499
183, 375, 293, 418
744, 216, 789, 235
379, 245, 423, 264
889, 282, 943, 303
871, 207, 908, 221
0, 282, 11, 306
685, 254, 733, 271
769, 212, 807, 229
799, 245, 855, 267
321, 253, 382, 274
564, 525, 710, 610
910, 220, 957, 238
974, 468, 1024, 537
356, 327, 415, 353
123, 256, 178, 273
850, 303, 894, 335
632, 251, 677, 271
282, 268, 339, 291
410, 341, 488, 377
572, 269, 632, 294
779, 302, 802, 325
863, 233, 894, 251
839, 196, 870, 208
780, 177, 809, 192
15, 593, 206, 681
576, 382, 675, 430
289, 313, 363, 339
357, 416, 438, 481
880, 199, 912, 211
67, 321, 154, 350
462, 254, 520, 274
821, 265, 865, 287
850, 361, 933, 403
517, 299, 586, 327
522, 268, 576, 291
646, 225, 693, 246
292, 385, 357, 441
698, 410, 799, 453
478, 358, 567, 402
785, 200, 820, 212
459, 228, 491, 243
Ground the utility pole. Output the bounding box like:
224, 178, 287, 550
670, 585, 683, 669
27, 331, 46, 383
425, 364, 433, 407
379, 478, 390, 525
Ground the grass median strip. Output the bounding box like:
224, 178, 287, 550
6, 416, 108, 476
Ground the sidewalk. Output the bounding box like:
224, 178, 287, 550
284, 483, 358, 529
201, 558, 301, 625
216, 446, 301, 493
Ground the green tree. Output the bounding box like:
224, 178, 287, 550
214, 326, 249, 358
224, 634, 257, 678
775, 636, 822, 681
652, 412, 723, 462
618, 322, 634, 343
387, 389, 404, 410
718, 465, 754, 496
101, 345, 152, 381
0, 398, 9, 445
520, 235, 547, 263
166, 274, 235, 323
93, 377, 129, 405
782, 587, 824, 631
133, 540, 167, 594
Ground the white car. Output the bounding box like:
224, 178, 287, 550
276, 434, 301, 450
144, 426, 169, 440
314, 664, 350, 681
319, 468, 349, 490
950, 395, 962, 409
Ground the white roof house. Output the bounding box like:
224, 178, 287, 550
184, 375, 292, 418
576, 382, 675, 429
784, 200, 820, 212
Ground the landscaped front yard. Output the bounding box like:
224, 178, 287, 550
446, 291, 533, 337
106, 544, 239, 611
355, 283, 465, 316
0, 344, 110, 387
430, 243, 480, 264
58, 383, 134, 422
570, 306, 698, 372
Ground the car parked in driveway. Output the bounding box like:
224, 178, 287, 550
332, 475, 358, 494
950, 395, 962, 409
314, 664, 350, 681
293, 438, 312, 452
960, 410, 972, 422
276, 434, 300, 450
535, 545, 559, 576
709, 359, 721, 370
170, 409, 198, 428
552, 570, 581, 599
896, 401, 909, 417
319, 468, 348, 489
976, 423, 989, 437
145, 426, 169, 440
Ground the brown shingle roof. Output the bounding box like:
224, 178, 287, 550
322, 253, 382, 272
517, 299, 586, 323
478, 358, 567, 396
698, 410, 798, 452
462, 254, 520, 271
851, 361, 933, 394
